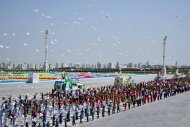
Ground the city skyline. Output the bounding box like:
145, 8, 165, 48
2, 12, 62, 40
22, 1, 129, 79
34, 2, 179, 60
1, 61, 189, 70
1, 0, 190, 65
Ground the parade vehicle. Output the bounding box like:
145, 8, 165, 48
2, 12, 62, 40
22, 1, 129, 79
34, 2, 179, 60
188, 69, 190, 77
154, 73, 162, 81
114, 72, 134, 87
54, 72, 85, 92
173, 68, 184, 79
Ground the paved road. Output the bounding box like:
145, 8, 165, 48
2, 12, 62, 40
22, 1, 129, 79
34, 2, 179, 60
80, 91, 190, 127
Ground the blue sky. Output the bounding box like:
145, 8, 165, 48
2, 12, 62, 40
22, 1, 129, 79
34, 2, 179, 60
0, 0, 190, 65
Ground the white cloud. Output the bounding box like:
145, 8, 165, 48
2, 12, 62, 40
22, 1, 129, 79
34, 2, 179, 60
90, 27, 97, 31
88, 4, 91, 8
73, 21, 81, 25
78, 17, 83, 20
3, 33, 7, 36
26, 32, 30, 36
89, 42, 97, 46
106, 13, 110, 18
51, 32, 56, 35
50, 41, 55, 44
86, 48, 90, 51
0, 44, 3, 48
12, 33, 15, 37
34, 9, 39, 12
46, 16, 52, 19
24, 43, 28, 46
117, 41, 121, 44
35, 49, 39, 52
67, 49, 72, 53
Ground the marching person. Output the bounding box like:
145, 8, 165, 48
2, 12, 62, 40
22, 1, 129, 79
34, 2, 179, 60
102, 104, 105, 117
107, 103, 111, 115
91, 107, 94, 121
80, 113, 83, 124
64, 117, 67, 127
117, 101, 120, 113
52, 115, 56, 126
46, 121, 50, 127
97, 105, 100, 118
59, 113, 63, 124
86, 110, 89, 122
55, 118, 59, 127
112, 105, 115, 114
72, 114, 76, 126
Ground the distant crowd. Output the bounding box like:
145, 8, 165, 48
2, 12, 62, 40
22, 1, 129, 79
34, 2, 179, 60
1, 77, 190, 127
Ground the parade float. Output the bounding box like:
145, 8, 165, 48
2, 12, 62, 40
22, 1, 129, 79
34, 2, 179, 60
54, 72, 85, 92
188, 69, 190, 77
154, 72, 162, 81
114, 72, 134, 88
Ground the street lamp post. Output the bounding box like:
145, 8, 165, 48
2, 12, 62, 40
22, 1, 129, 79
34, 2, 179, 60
44, 30, 49, 72
162, 36, 167, 80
